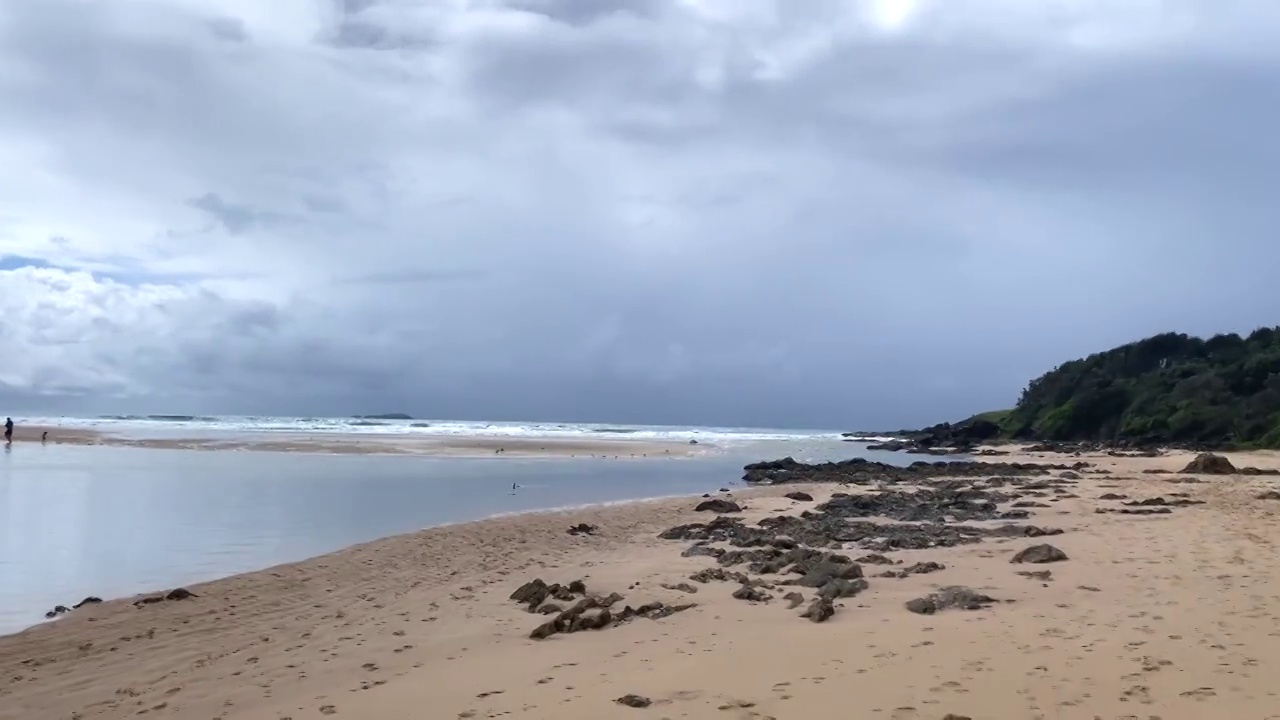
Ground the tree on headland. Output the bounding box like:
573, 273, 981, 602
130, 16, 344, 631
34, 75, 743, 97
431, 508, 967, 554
1001, 327, 1280, 448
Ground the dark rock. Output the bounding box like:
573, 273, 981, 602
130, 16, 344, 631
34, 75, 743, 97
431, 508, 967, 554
816, 578, 869, 599
783, 591, 806, 609
537, 603, 564, 615
878, 561, 945, 579
165, 588, 196, 601
661, 582, 698, 594
905, 586, 997, 614
1121, 496, 1204, 508
904, 597, 936, 614
567, 523, 597, 536
800, 597, 835, 623
694, 499, 742, 513
742, 456, 1088, 486
689, 567, 748, 584
1010, 544, 1068, 564
44, 605, 72, 619
568, 579, 587, 595
1016, 570, 1052, 581
1256, 490, 1280, 500
73, 596, 102, 609
1181, 453, 1236, 474
616, 694, 652, 708
857, 553, 900, 565
1098, 493, 1128, 500
784, 491, 814, 502
732, 585, 771, 602
510, 579, 549, 604
1059, 471, 1081, 480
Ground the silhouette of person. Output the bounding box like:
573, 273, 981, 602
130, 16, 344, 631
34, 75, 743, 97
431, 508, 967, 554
3, 417, 12, 444
42, 430, 48, 444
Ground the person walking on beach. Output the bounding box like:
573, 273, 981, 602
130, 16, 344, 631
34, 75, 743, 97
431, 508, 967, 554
4, 417, 12, 444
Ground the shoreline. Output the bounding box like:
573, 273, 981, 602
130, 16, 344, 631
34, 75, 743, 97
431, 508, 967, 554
7, 448, 1280, 719
8, 425, 708, 458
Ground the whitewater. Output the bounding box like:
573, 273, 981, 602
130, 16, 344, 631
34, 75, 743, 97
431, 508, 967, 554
21, 415, 871, 445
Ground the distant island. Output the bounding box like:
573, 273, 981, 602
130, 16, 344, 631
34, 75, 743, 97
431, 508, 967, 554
856, 327, 1280, 451
352, 413, 413, 420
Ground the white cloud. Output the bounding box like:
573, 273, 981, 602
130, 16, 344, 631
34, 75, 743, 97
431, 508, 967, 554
1, 0, 1279, 426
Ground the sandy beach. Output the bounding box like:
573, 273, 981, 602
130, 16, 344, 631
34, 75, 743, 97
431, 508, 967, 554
9, 424, 703, 458
4, 447, 1280, 719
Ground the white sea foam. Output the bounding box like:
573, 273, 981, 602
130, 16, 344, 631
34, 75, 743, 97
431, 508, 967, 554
23, 415, 850, 445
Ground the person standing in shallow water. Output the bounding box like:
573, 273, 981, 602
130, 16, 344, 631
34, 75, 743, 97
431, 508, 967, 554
3, 417, 12, 444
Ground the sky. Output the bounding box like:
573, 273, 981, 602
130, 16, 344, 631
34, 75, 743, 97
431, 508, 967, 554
1, 0, 1279, 430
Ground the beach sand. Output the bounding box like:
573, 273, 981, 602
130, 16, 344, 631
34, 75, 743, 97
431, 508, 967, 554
4, 448, 1280, 719
9, 425, 703, 458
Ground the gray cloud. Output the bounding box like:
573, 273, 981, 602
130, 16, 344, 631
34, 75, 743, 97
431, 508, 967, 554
0, 0, 1278, 428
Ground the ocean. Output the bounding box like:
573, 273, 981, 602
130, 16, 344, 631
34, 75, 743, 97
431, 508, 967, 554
0, 418, 908, 634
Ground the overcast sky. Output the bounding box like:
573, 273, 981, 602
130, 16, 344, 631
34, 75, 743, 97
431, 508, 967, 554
1, 0, 1278, 429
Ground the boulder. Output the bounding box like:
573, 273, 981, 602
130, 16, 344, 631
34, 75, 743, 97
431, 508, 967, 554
694, 499, 742, 513
1010, 544, 1068, 564
1181, 453, 1236, 474
784, 491, 814, 502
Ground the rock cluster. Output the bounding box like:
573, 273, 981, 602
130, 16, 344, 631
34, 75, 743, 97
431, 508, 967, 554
905, 586, 998, 614
742, 457, 1088, 486
44, 596, 102, 619
133, 588, 197, 608
663, 475, 1067, 623
510, 578, 695, 640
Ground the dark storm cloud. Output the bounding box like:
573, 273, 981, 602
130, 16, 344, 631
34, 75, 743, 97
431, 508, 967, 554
1, 0, 1278, 428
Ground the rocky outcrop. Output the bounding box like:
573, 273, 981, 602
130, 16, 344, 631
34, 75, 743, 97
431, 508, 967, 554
514, 578, 696, 640
742, 457, 1087, 486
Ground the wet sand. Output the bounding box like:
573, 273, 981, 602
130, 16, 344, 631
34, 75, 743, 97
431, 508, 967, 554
10, 425, 703, 458
4, 448, 1280, 719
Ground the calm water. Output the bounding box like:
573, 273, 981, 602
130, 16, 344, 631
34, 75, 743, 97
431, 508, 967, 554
0, 439, 906, 634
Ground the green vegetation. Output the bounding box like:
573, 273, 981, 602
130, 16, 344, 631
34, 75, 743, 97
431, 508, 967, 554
966, 409, 1013, 425
1001, 328, 1280, 448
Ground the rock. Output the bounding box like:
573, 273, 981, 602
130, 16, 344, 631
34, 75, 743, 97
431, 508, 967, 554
1010, 544, 1068, 564
510, 579, 549, 604
878, 561, 945, 579
905, 586, 997, 614
732, 585, 771, 602
904, 597, 936, 614
857, 553, 900, 565
660, 582, 698, 594
783, 591, 806, 609
165, 588, 197, 601
1181, 453, 1236, 474
694, 499, 742, 513
616, 694, 652, 708
44, 605, 71, 619
689, 439, 699, 445
689, 567, 748, 584
1257, 490, 1280, 500
800, 597, 835, 623
537, 603, 564, 615
1016, 570, 1052, 581
816, 578, 869, 600
567, 523, 597, 536
1059, 471, 1081, 480
568, 579, 587, 594
73, 596, 102, 609
941, 715, 974, 720
784, 491, 814, 502
1098, 493, 1128, 500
